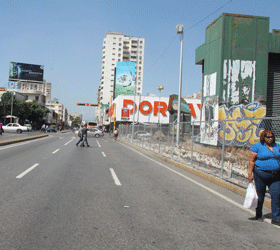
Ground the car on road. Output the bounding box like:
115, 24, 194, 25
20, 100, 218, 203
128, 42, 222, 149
46, 125, 57, 133
2, 123, 29, 133
75, 128, 104, 138
23, 124, 32, 132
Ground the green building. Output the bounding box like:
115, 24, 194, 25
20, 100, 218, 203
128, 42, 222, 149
195, 13, 280, 146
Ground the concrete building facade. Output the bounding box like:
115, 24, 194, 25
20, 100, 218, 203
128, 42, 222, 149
195, 13, 280, 146
98, 31, 145, 105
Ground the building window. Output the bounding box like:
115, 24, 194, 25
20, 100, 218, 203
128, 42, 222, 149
119, 38, 122, 41
118, 54, 121, 57
113, 37, 116, 39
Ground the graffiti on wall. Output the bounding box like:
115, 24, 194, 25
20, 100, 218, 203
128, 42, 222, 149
218, 102, 266, 147
223, 60, 256, 105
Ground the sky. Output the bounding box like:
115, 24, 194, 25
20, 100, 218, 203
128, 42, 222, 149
1, 0, 279, 121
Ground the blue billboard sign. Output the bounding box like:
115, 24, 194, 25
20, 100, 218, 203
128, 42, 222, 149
114, 62, 136, 98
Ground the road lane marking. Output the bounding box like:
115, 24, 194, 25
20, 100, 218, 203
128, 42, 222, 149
16, 163, 39, 178
64, 138, 74, 145
97, 140, 101, 148
52, 149, 60, 154
102, 152, 106, 157
110, 168, 121, 186
121, 143, 256, 215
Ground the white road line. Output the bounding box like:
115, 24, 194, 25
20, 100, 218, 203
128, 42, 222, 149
97, 140, 101, 148
121, 143, 256, 215
102, 152, 106, 157
64, 138, 74, 145
16, 163, 39, 178
110, 168, 121, 186
52, 149, 60, 154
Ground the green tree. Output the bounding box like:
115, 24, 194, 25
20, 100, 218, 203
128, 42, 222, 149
0, 92, 49, 124
72, 117, 80, 127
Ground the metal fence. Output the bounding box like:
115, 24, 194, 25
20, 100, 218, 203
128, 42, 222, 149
119, 117, 280, 187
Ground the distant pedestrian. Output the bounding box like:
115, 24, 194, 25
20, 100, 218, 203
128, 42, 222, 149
113, 129, 118, 140
80, 124, 89, 147
41, 124, 45, 133
76, 125, 84, 147
248, 129, 280, 226
0, 123, 2, 135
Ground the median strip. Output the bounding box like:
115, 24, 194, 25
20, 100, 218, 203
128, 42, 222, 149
0, 134, 48, 146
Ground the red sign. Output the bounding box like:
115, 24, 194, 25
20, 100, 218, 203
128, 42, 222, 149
86, 103, 90, 106
121, 108, 129, 119
123, 99, 168, 116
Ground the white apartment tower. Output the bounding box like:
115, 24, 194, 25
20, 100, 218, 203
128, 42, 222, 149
99, 31, 145, 105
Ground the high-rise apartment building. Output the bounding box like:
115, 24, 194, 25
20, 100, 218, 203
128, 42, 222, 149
98, 31, 145, 105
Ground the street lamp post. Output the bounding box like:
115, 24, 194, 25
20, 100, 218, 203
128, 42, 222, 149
131, 76, 137, 143
176, 24, 184, 147
11, 92, 14, 122
156, 86, 164, 125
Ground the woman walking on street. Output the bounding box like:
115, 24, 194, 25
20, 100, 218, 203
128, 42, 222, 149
248, 129, 280, 226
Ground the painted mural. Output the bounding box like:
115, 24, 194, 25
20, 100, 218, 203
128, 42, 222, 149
222, 60, 256, 105
218, 102, 266, 147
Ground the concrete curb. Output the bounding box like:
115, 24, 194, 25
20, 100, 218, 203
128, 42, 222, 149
120, 139, 271, 210
0, 134, 48, 146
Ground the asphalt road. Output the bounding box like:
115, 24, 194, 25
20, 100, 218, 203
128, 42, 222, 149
0, 132, 279, 249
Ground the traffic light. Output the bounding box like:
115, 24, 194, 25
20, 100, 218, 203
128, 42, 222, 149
77, 103, 98, 106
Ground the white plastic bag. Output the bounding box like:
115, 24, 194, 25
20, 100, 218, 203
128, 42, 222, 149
243, 183, 258, 209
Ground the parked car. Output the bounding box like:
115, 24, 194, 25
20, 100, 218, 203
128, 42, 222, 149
133, 130, 152, 139
46, 125, 57, 133
2, 123, 29, 133
75, 128, 104, 138
23, 124, 32, 132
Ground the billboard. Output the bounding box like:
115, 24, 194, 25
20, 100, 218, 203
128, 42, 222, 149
9, 62, 44, 82
114, 62, 136, 99
167, 94, 191, 114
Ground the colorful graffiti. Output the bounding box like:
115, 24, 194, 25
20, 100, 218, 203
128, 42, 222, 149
218, 102, 266, 147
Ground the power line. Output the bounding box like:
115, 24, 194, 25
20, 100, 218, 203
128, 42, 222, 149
146, 0, 234, 73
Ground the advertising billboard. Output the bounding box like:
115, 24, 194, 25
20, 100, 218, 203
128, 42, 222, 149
110, 95, 201, 124
114, 62, 136, 99
9, 62, 44, 82
167, 94, 191, 114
